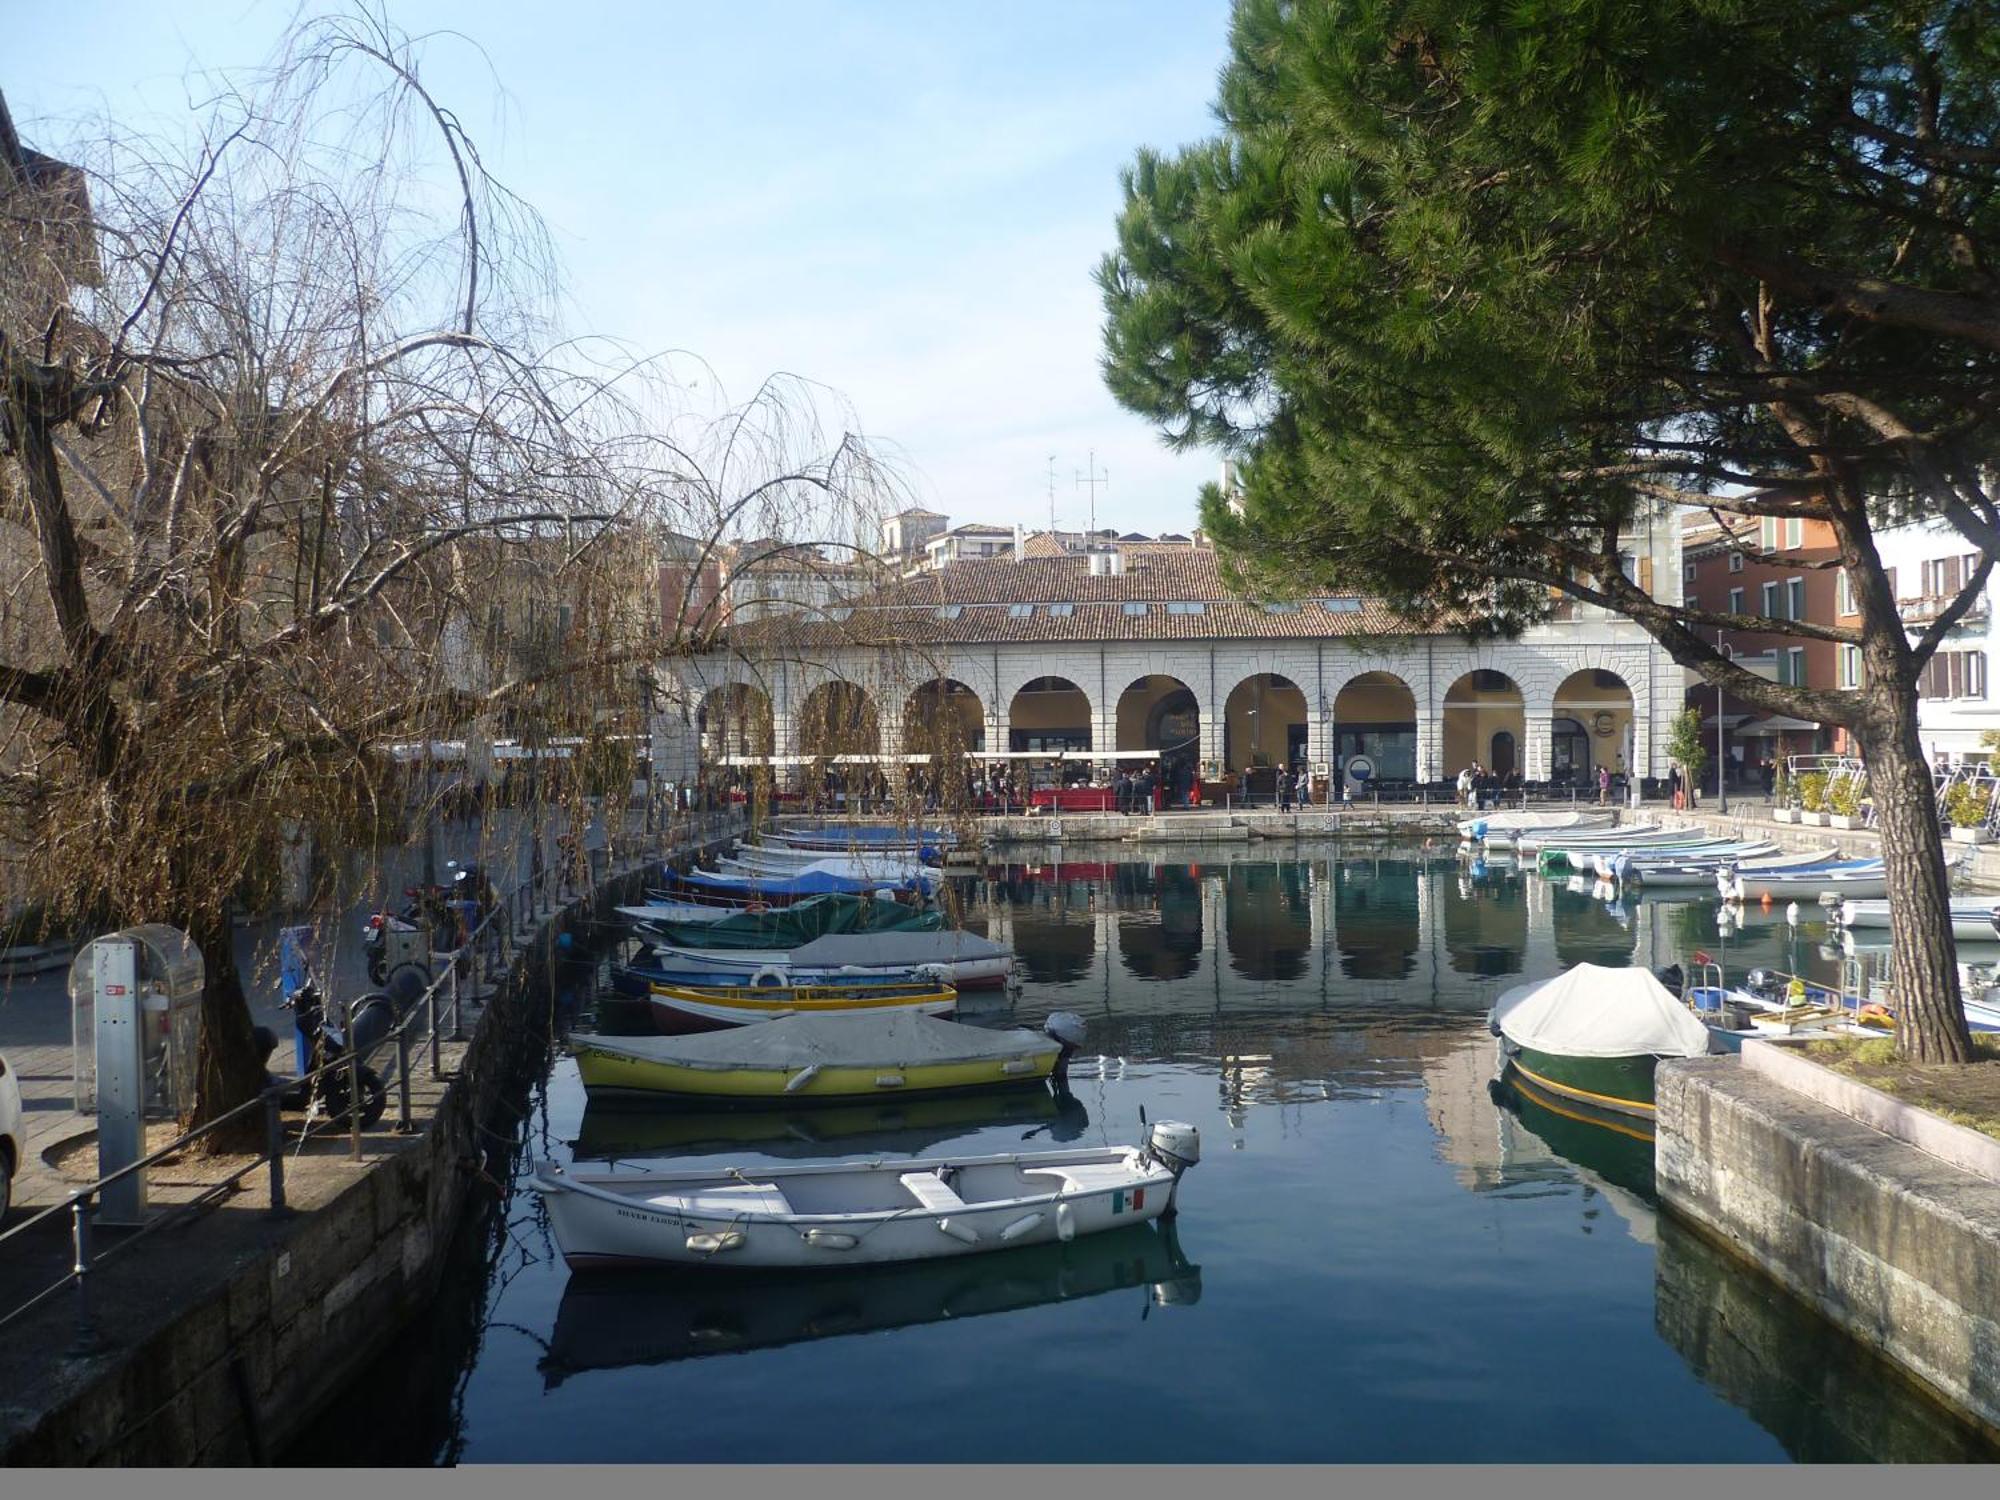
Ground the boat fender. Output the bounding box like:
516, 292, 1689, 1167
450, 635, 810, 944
785, 1064, 822, 1093
686, 1231, 747, 1255
937, 1218, 980, 1245
999, 1213, 1044, 1243
874, 1073, 906, 1089
804, 1230, 858, 1250
750, 966, 786, 988
1055, 1201, 1076, 1242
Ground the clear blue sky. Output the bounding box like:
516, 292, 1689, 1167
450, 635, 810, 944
9, 2, 1234, 537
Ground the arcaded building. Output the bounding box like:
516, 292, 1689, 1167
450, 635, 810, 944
661, 533, 1678, 796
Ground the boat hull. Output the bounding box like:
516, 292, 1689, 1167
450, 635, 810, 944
572, 1042, 1057, 1105
535, 1148, 1179, 1270
1501, 1043, 1659, 1117
645, 948, 1013, 990
647, 984, 959, 1034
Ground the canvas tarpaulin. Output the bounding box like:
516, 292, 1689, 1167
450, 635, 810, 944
1491, 963, 1710, 1059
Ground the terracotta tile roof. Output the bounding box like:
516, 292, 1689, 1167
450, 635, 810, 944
724, 550, 1431, 646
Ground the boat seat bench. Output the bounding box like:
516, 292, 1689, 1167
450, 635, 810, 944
899, 1170, 969, 1212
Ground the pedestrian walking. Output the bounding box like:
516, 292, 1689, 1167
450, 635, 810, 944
1279, 766, 1295, 813
1598, 763, 1611, 807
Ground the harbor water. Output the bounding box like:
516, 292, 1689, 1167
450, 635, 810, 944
291, 845, 2000, 1465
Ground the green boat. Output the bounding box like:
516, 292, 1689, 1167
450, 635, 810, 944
630, 892, 944, 950
1489, 962, 1712, 1118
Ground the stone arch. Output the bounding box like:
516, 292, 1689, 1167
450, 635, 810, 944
1224, 672, 1309, 780
796, 678, 881, 759
695, 681, 774, 759
1117, 675, 1200, 784
903, 678, 985, 756
1551, 668, 1635, 787
1332, 671, 1419, 787
1442, 669, 1525, 778
1007, 675, 1092, 753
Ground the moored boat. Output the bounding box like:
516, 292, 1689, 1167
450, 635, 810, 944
1839, 897, 2000, 946
573, 1010, 1083, 1104
529, 1120, 1201, 1271
643, 930, 1016, 990
1717, 858, 1894, 903
625, 893, 943, 950
1488, 963, 1712, 1117
646, 978, 960, 1035
1620, 847, 1834, 890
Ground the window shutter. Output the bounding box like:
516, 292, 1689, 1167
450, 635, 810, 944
1886, 566, 1898, 599
1974, 653, 1988, 700
1639, 557, 1653, 596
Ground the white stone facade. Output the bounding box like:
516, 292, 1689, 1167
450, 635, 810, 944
662, 616, 1672, 785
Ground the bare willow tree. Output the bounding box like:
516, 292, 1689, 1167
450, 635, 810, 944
0, 13, 905, 1141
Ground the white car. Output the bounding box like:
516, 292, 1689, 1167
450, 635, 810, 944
0, 1049, 21, 1220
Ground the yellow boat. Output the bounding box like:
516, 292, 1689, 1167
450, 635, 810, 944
572, 1012, 1077, 1105
647, 978, 958, 1034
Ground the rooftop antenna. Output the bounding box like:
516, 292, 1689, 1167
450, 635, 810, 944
1076, 450, 1108, 537
1046, 454, 1058, 536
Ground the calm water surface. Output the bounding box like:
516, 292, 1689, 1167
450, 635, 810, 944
296, 845, 2000, 1465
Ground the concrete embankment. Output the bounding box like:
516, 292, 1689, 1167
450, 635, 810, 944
1656, 1054, 2000, 1441
974, 806, 1462, 845
1672, 805, 2000, 893
0, 815, 738, 1466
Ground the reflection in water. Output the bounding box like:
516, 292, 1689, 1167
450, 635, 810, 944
1226, 862, 1311, 981
539, 1219, 1201, 1387
1333, 858, 1420, 981
1491, 1066, 1657, 1199
1443, 867, 1527, 977
1117, 862, 1204, 981
1550, 885, 1639, 968
1008, 912, 1096, 985
1654, 1215, 2000, 1463
302, 848, 1980, 1466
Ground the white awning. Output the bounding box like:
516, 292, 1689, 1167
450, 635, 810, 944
1734, 715, 1821, 737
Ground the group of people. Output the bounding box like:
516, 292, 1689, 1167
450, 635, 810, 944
1113, 766, 1160, 813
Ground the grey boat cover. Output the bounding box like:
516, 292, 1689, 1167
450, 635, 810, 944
785, 931, 1012, 968
575, 1011, 1059, 1074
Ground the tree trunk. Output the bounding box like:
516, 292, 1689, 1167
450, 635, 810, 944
1860, 692, 1974, 1064
186, 911, 271, 1151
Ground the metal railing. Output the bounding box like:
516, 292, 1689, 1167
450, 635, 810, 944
0, 802, 746, 1349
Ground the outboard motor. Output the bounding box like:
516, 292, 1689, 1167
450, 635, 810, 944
1042, 1011, 1087, 1089
1143, 1120, 1202, 1214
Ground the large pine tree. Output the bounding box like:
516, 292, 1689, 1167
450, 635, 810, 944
1101, 0, 2000, 1061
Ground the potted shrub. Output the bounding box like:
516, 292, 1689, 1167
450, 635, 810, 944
1946, 782, 1994, 845
1828, 774, 1865, 830
1797, 771, 1830, 826
1771, 763, 1796, 823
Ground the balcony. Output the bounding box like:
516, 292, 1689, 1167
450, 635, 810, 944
1900, 593, 1992, 627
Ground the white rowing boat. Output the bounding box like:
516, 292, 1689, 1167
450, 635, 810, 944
1837, 897, 2000, 945
529, 1121, 1200, 1270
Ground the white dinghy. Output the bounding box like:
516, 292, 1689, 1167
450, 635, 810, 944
530, 1121, 1200, 1271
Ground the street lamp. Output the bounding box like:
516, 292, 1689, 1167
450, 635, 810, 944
1716, 629, 1729, 815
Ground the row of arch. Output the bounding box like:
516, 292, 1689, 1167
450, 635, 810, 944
697, 667, 1637, 781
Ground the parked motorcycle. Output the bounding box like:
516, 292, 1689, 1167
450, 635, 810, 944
258, 979, 391, 1130
363, 881, 452, 985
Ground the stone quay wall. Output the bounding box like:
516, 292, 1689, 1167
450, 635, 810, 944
0, 813, 742, 1466
1656, 1055, 2000, 1441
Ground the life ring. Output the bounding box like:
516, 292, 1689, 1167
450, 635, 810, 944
749, 965, 787, 989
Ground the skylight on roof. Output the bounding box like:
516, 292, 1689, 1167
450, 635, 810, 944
1047, 603, 1075, 617
1262, 601, 1300, 614
1166, 601, 1206, 615
1322, 597, 1364, 614
937, 605, 963, 620
1123, 602, 1149, 616
1008, 603, 1034, 618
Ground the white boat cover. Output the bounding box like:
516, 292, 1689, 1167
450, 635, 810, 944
786, 931, 1011, 968
1492, 963, 1711, 1059
575, 1011, 1059, 1074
